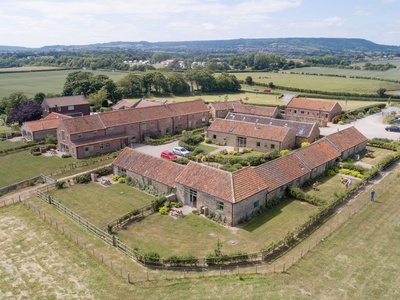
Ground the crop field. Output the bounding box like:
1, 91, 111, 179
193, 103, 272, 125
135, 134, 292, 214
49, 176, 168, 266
47, 182, 155, 227
0, 69, 126, 98
233, 71, 400, 94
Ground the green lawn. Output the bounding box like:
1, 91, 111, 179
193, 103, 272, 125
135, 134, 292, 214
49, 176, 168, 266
116, 199, 316, 257
0, 140, 24, 150
361, 146, 397, 165
48, 182, 155, 227
0, 150, 116, 187
197, 143, 218, 153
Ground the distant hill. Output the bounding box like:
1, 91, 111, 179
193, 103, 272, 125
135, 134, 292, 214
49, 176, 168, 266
1, 38, 400, 54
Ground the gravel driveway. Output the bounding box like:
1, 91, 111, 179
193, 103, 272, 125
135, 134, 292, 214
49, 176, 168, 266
319, 106, 400, 140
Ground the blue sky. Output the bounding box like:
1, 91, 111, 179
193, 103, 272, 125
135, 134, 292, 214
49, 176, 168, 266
1, 0, 399, 48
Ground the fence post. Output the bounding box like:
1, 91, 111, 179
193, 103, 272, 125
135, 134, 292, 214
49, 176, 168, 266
282, 262, 286, 273
127, 272, 130, 283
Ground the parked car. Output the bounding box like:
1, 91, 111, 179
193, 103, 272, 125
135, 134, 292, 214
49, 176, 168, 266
263, 89, 271, 93
253, 88, 259, 91
173, 146, 190, 156
161, 150, 178, 159
392, 118, 400, 123
385, 125, 400, 132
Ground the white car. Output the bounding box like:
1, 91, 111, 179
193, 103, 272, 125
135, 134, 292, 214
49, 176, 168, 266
173, 146, 190, 156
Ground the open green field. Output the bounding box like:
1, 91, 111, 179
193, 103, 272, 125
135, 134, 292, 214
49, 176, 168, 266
116, 198, 316, 257
48, 182, 155, 227
0, 69, 126, 98
0, 66, 64, 72
123, 93, 382, 110
0, 140, 24, 150
233, 71, 400, 94
0, 150, 115, 187
1, 163, 400, 298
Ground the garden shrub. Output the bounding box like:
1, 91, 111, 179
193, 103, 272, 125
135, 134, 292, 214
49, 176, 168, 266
55, 180, 66, 189
159, 206, 169, 215
242, 147, 252, 153
61, 154, 71, 158
205, 137, 211, 144
96, 165, 113, 176
112, 175, 120, 182
74, 173, 91, 184
118, 177, 126, 184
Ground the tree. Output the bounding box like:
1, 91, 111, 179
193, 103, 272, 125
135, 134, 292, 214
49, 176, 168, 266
33, 92, 46, 104
116, 73, 143, 97
87, 90, 108, 111
245, 76, 254, 85
377, 88, 386, 98
0, 92, 28, 114
167, 73, 190, 95
7, 101, 42, 125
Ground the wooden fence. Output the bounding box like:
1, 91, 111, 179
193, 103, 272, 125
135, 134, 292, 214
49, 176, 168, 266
103, 203, 154, 232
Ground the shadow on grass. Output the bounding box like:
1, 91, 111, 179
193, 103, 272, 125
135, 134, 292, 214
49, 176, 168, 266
241, 199, 294, 233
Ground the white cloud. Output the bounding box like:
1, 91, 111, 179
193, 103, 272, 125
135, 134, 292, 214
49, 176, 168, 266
353, 6, 372, 17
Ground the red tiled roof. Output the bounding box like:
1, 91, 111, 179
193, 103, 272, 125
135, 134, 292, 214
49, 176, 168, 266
208, 100, 241, 110
175, 162, 267, 203
23, 113, 72, 132
232, 167, 269, 201
175, 162, 234, 202
73, 132, 129, 147
294, 139, 340, 169
60, 114, 106, 134
113, 148, 185, 188
254, 152, 310, 191
325, 126, 367, 152
287, 98, 340, 112
111, 100, 137, 110
207, 118, 293, 142
61, 100, 208, 134
42, 95, 88, 107
232, 103, 278, 117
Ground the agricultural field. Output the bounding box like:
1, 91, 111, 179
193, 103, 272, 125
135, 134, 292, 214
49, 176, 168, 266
233, 71, 400, 94
47, 182, 155, 227
0, 69, 126, 98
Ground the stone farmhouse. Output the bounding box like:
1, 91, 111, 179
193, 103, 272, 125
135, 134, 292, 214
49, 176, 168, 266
225, 112, 320, 146
112, 126, 367, 226
20, 113, 72, 141
207, 118, 296, 152
42, 95, 90, 117
285, 97, 342, 124
57, 100, 209, 159
208, 101, 279, 120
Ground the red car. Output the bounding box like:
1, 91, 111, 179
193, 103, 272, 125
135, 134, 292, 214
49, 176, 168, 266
161, 150, 178, 159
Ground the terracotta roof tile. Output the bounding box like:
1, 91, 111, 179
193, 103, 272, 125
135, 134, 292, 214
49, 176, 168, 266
325, 126, 367, 152
61, 99, 208, 133
254, 153, 310, 191
175, 162, 234, 202
73, 133, 129, 146
294, 139, 340, 169
113, 148, 185, 188
226, 112, 319, 138
287, 98, 340, 112
232, 103, 278, 118
232, 167, 269, 201
23, 113, 72, 132
208, 100, 241, 110
207, 118, 293, 142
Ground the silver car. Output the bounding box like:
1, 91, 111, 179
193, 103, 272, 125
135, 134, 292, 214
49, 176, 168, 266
173, 146, 190, 156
